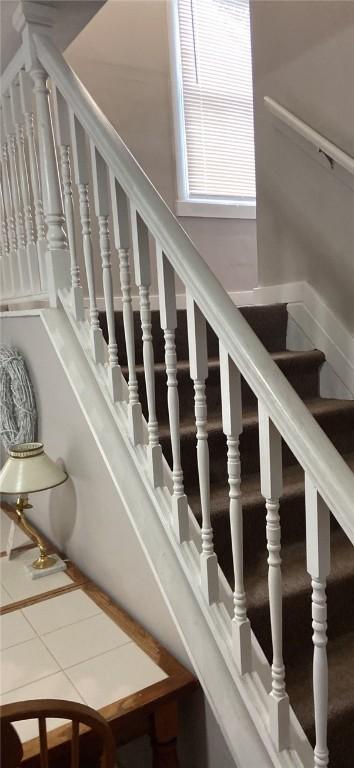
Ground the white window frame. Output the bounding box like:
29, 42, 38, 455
167, 0, 256, 220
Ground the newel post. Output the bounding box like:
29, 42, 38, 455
13, 1, 70, 306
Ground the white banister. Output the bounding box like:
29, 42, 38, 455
220, 345, 251, 674
90, 142, 122, 402
19, 69, 47, 290
157, 244, 189, 542
34, 33, 354, 546
2, 94, 28, 293
69, 112, 104, 364
30, 59, 70, 306
10, 80, 41, 294
130, 204, 163, 486
187, 293, 219, 605
258, 403, 289, 751
305, 477, 330, 768
0, 173, 13, 296
110, 174, 143, 445
264, 96, 354, 178
52, 85, 84, 321
1, 111, 20, 293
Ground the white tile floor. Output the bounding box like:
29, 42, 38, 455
22, 589, 101, 634
0, 588, 168, 742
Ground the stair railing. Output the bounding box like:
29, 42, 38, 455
1, 46, 48, 300
2, 14, 354, 766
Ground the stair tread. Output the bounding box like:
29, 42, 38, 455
159, 396, 354, 439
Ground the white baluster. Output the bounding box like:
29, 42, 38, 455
52, 87, 84, 320
19, 70, 47, 290
10, 80, 41, 294
220, 345, 252, 673
30, 61, 70, 306
0, 173, 12, 296
1, 110, 19, 294
90, 142, 122, 401
130, 203, 163, 486
187, 293, 219, 605
305, 477, 330, 768
2, 94, 28, 293
258, 402, 289, 750
70, 113, 104, 362
110, 174, 142, 443
157, 245, 189, 542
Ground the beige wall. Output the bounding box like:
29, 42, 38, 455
64, 0, 257, 297
251, 0, 354, 332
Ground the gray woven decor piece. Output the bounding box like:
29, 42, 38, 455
0, 345, 37, 451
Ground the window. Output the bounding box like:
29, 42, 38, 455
169, 0, 256, 218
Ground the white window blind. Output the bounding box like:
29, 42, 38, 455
177, 0, 256, 201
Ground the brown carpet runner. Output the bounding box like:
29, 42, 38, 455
100, 304, 354, 766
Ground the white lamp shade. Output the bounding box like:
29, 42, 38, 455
0, 443, 67, 495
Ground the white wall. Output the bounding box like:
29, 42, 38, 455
0, 313, 236, 768
63, 0, 257, 297
250, 0, 354, 333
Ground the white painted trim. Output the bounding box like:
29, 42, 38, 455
265, 97, 354, 182
287, 288, 354, 398
167, 0, 189, 202
0, 293, 48, 309
176, 199, 256, 220
252, 281, 306, 305
0, 308, 42, 318
253, 280, 354, 397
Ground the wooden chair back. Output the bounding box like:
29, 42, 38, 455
0, 699, 116, 768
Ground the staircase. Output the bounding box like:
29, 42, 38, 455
100, 304, 354, 768
2, 7, 354, 765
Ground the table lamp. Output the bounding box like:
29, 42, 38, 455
0, 442, 68, 578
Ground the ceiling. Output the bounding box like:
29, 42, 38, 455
0, 0, 107, 75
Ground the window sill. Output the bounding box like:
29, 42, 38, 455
176, 199, 256, 220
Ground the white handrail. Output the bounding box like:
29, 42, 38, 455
35, 33, 354, 544
264, 96, 354, 177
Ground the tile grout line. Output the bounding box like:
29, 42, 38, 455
50, 637, 134, 673
2, 637, 135, 701
21, 601, 103, 637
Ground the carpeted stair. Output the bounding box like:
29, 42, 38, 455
100, 304, 354, 766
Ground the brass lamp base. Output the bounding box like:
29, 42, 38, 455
26, 554, 67, 580
32, 553, 58, 570
15, 496, 67, 579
